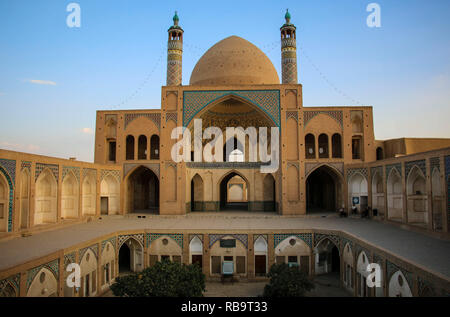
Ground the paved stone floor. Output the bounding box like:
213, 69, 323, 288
0, 212, 449, 281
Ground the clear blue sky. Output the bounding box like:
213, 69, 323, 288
0, 0, 449, 162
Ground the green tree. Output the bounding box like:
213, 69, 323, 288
263, 263, 314, 297
111, 260, 205, 297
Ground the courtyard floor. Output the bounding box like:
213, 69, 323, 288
0, 212, 449, 282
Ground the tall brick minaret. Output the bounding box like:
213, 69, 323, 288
280, 9, 298, 84
166, 12, 184, 86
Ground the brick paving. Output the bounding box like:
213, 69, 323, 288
0, 212, 449, 280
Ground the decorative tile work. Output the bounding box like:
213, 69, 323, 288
274, 233, 312, 248
64, 252, 76, 269
0, 273, 20, 296
373, 253, 383, 265
371, 166, 383, 178
347, 167, 368, 179
418, 277, 436, 297
386, 260, 413, 289
62, 166, 80, 183
314, 233, 340, 249
183, 90, 281, 127
100, 169, 120, 182
35, 163, 59, 182
147, 233, 184, 249
21, 161, 31, 172
386, 163, 402, 178
82, 168, 97, 180
286, 111, 298, 122
405, 159, 426, 180
166, 112, 178, 124
189, 234, 203, 243
0, 158, 16, 184
26, 259, 59, 290
209, 234, 248, 249
101, 237, 117, 253
124, 113, 161, 130
430, 157, 440, 173
118, 234, 144, 249
0, 164, 14, 232
341, 237, 353, 249
79, 244, 98, 262
303, 110, 343, 128
186, 162, 269, 170
355, 244, 371, 262
253, 234, 268, 244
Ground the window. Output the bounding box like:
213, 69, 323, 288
288, 256, 298, 267
318, 134, 329, 158
211, 256, 221, 274
138, 135, 147, 160
305, 134, 315, 159
352, 136, 362, 160
172, 255, 181, 263
332, 134, 342, 158
108, 141, 116, 162
300, 256, 309, 274
150, 135, 160, 160
126, 135, 135, 160
236, 256, 246, 274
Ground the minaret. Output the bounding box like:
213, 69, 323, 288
166, 11, 184, 86
280, 9, 298, 84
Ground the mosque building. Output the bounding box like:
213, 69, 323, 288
0, 11, 449, 297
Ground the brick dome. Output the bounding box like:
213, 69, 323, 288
189, 36, 279, 86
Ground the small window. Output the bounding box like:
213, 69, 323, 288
236, 256, 246, 274
289, 238, 296, 246
211, 256, 221, 274
108, 141, 116, 162
288, 256, 298, 264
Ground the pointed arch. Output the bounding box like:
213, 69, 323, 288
35, 168, 58, 225
219, 170, 249, 211
20, 168, 31, 229
100, 174, 120, 215
263, 173, 276, 211
431, 167, 443, 231
27, 267, 58, 297
61, 171, 79, 219
191, 173, 204, 211
387, 168, 403, 221
388, 270, 412, 297
82, 171, 97, 216
406, 165, 428, 225
348, 172, 368, 214
343, 243, 354, 290
0, 171, 11, 232
306, 164, 344, 213
371, 170, 385, 217
315, 237, 340, 275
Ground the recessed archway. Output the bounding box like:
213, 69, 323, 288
118, 238, 143, 274
191, 174, 204, 211
126, 166, 159, 214
306, 165, 343, 213
219, 171, 249, 211
315, 238, 340, 275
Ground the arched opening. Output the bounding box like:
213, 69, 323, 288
388, 271, 412, 297
220, 172, 248, 211
20, 169, 30, 229
126, 135, 134, 160
263, 174, 276, 211
119, 238, 143, 274
343, 243, 354, 290
138, 135, 147, 160
149, 236, 183, 265
406, 166, 428, 226
376, 147, 384, 160
387, 168, 403, 221
431, 168, 442, 231
332, 134, 342, 158
82, 171, 96, 216
305, 134, 315, 159
315, 238, 340, 276
223, 137, 244, 162
80, 249, 98, 297
189, 236, 203, 268
352, 136, 363, 160
191, 174, 204, 211
27, 268, 58, 297
35, 169, 57, 225
318, 134, 329, 158
356, 252, 370, 297
150, 135, 160, 160
306, 165, 343, 213
100, 174, 120, 215
254, 236, 268, 276
61, 172, 79, 219
118, 243, 131, 273
371, 171, 385, 218
275, 236, 311, 274
0, 173, 9, 232
348, 173, 368, 214
127, 166, 159, 214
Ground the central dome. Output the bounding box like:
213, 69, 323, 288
189, 36, 279, 86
